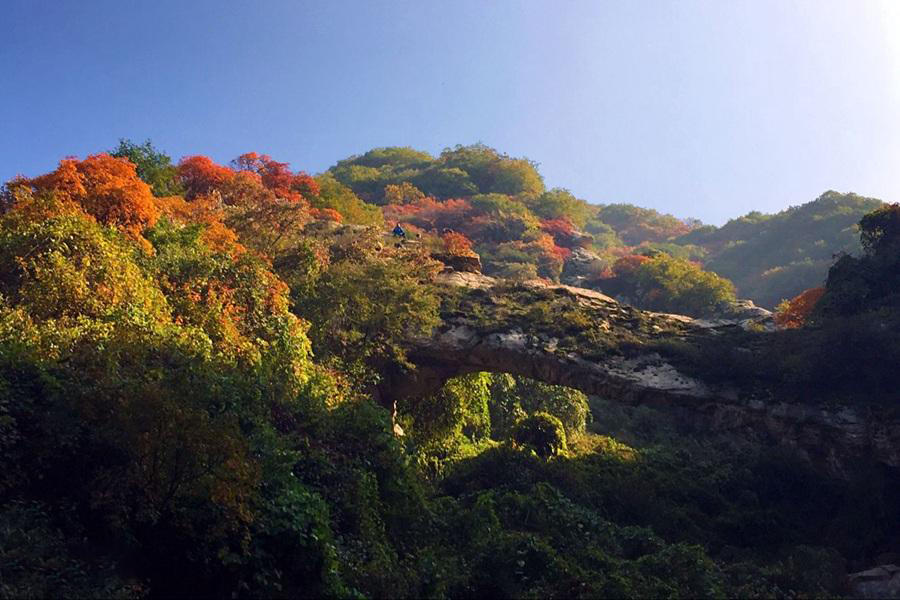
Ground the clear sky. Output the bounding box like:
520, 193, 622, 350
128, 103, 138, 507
2, 0, 898, 224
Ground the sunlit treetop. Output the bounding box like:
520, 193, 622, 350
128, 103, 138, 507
231, 152, 319, 202
16, 153, 160, 247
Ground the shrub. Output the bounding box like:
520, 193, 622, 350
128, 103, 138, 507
513, 412, 567, 457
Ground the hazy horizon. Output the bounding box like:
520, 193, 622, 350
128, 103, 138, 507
3, 0, 898, 225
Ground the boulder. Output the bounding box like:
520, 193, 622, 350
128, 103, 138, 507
561, 248, 606, 286
431, 252, 482, 273
848, 565, 900, 598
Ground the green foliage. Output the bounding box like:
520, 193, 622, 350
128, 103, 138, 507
593, 203, 690, 245
405, 373, 492, 446
439, 144, 544, 197
111, 138, 182, 197
583, 217, 622, 250
680, 191, 883, 307
329, 144, 543, 205
0, 210, 169, 323
313, 174, 384, 226
513, 412, 567, 457
525, 188, 590, 227
411, 167, 478, 199
0, 501, 145, 599
3, 144, 897, 599
599, 253, 736, 317
287, 227, 442, 383
859, 202, 900, 255
489, 374, 590, 440
631, 253, 736, 316
401, 373, 494, 477
329, 146, 435, 204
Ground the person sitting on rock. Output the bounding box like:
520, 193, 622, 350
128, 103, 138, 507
392, 223, 406, 238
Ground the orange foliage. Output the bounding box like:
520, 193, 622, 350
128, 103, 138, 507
232, 152, 319, 202
218, 170, 276, 208
442, 231, 476, 256
178, 156, 235, 200
775, 286, 825, 329
155, 195, 244, 254
310, 207, 343, 223
383, 197, 472, 232
612, 254, 652, 276
25, 154, 159, 241
539, 218, 575, 237
532, 232, 571, 261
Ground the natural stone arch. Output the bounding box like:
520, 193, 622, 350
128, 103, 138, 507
380, 272, 900, 476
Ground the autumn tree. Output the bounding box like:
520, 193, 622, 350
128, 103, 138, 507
442, 231, 476, 256
612, 254, 652, 277
231, 152, 318, 202
775, 286, 825, 329
21, 154, 159, 244
177, 155, 235, 200
153, 194, 243, 254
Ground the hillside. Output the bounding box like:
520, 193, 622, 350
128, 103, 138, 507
326, 144, 884, 312
0, 141, 897, 598
677, 191, 884, 308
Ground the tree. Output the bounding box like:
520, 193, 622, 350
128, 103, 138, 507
0, 209, 169, 322
594, 204, 690, 244
859, 203, 900, 256
383, 182, 426, 205
583, 218, 622, 251
442, 231, 476, 257
110, 138, 183, 197
775, 287, 825, 329
286, 227, 442, 387
313, 174, 383, 226
439, 144, 544, 197
411, 167, 478, 199
231, 152, 318, 202
22, 154, 159, 245
153, 195, 243, 254
631, 254, 736, 316
177, 155, 235, 200
526, 188, 590, 227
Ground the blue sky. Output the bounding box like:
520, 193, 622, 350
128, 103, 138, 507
2, 0, 898, 224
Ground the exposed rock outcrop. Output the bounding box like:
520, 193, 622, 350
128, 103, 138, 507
847, 565, 900, 599
385, 272, 900, 475
560, 247, 606, 287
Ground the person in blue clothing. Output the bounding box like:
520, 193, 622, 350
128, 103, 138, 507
392, 223, 406, 238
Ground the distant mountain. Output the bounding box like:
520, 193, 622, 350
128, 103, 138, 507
677, 191, 884, 308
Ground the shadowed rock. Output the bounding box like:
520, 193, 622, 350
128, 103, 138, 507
383, 272, 900, 475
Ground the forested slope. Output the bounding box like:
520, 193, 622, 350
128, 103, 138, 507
677, 191, 884, 308
0, 141, 896, 598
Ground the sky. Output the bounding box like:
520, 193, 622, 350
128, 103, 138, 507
1, 0, 898, 225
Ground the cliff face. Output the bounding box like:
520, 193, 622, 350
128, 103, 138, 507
388, 271, 900, 475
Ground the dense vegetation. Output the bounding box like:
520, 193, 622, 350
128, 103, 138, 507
0, 140, 896, 598
677, 191, 884, 308
327, 144, 883, 312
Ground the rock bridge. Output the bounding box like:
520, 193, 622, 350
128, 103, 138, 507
382, 271, 900, 475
